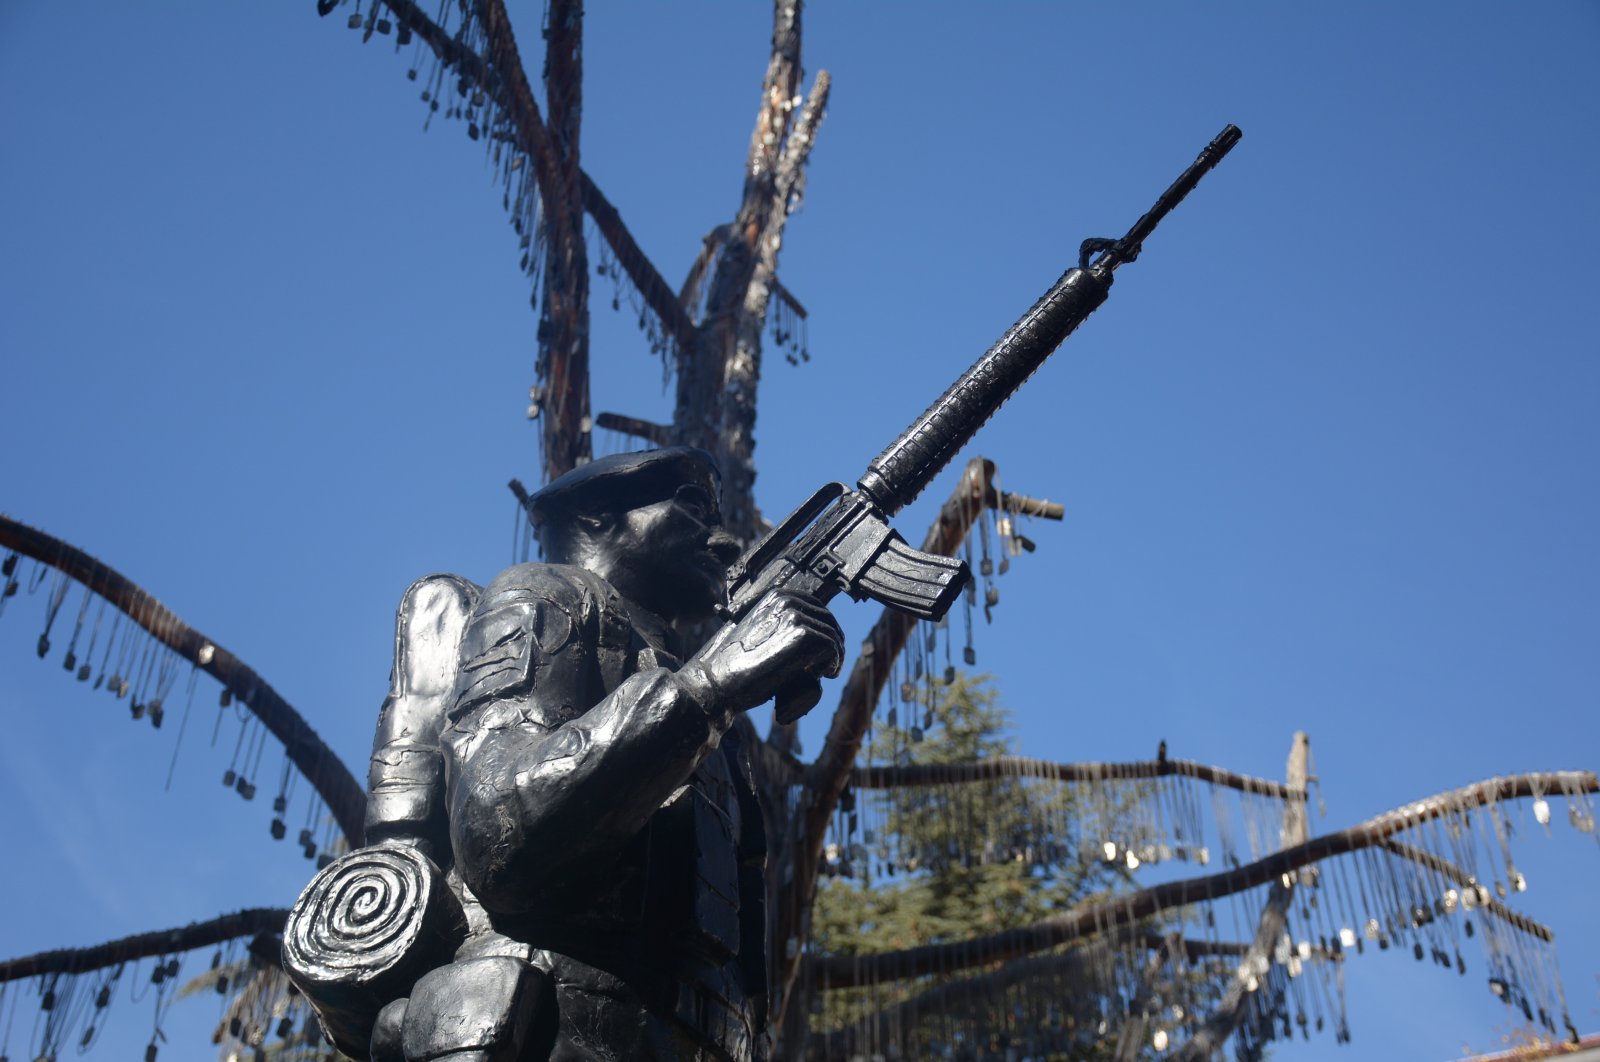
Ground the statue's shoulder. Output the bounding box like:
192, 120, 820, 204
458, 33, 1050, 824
476, 562, 620, 618
450, 563, 629, 723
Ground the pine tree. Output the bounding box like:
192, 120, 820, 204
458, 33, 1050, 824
809, 674, 1131, 1058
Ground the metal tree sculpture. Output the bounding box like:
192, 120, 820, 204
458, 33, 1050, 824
1, 4, 1594, 1061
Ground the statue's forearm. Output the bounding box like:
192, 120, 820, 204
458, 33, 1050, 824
447, 667, 725, 914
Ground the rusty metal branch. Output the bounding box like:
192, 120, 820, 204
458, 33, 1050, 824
848, 753, 1302, 801
795, 770, 1596, 987
1174, 732, 1310, 1061
1381, 839, 1553, 942
591, 413, 673, 448
0, 908, 288, 982
0, 515, 365, 846
580, 172, 696, 349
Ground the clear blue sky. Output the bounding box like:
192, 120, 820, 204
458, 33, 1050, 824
1, 3, 1596, 1060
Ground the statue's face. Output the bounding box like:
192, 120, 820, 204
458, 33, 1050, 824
602, 480, 740, 622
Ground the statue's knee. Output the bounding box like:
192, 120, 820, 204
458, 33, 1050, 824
400, 957, 548, 1062
370, 998, 408, 1062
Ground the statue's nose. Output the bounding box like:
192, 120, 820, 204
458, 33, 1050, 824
707, 529, 741, 566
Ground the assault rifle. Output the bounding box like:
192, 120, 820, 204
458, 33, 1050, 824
724, 125, 1243, 722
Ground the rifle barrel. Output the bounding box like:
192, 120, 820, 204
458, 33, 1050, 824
856, 125, 1241, 516
1098, 124, 1242, 272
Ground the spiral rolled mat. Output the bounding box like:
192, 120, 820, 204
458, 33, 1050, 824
282, 842, 465, 1056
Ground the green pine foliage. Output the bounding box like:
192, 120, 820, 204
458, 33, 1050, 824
808, 673, 1129, 1057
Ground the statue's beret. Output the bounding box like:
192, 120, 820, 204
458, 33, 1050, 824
526, 447, 720, 528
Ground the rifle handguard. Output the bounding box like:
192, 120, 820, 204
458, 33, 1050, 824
858, 266, 1112, 516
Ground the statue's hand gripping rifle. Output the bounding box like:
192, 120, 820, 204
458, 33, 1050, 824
724, 125, 1242, 723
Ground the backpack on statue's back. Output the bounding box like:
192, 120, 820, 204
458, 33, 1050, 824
282, 574, 481, 1059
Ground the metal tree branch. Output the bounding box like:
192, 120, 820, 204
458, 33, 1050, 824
1174, 732, 1310, 1061
374, 0, 499, 89
770, 276, 807, 321
713, 68, 831, 540
848, 753, 1304, 801
1380, 839, 1553, 942
808, 928, 1302, 1057
0, 908, 288, 983
679, 224, 732, 318
0, 515, 366, 846
466, 0, 562, 235
591, 412, 673, 447
476, 0, 593, 479
811, 932, 1309, 985
368, 1, 691, 396
579, 172, 696, 348
671, 0, 824, 543
795, 770, 1597, 987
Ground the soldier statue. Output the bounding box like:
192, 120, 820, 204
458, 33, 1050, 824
286, 126, 1242, 1062
285, 447, 843, 1061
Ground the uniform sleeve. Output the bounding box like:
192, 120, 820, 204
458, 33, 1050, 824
438, 564, 728, 916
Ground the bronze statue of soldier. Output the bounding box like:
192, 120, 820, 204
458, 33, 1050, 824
285, 447, 843, 1061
